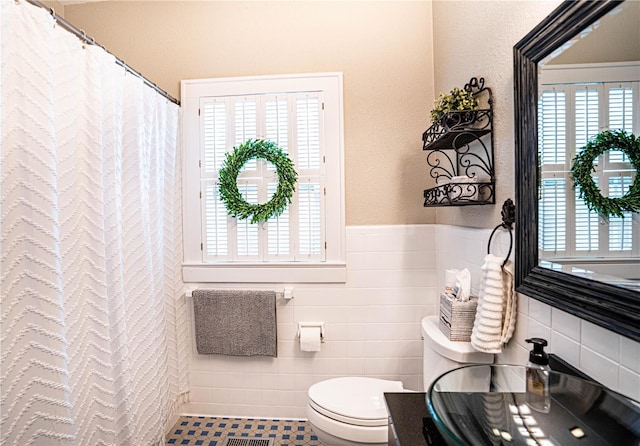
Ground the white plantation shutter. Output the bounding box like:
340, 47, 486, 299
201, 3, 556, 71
267, 183, 290, 257
296, 95, 322, 170
575, 86, 601, 152
573, 87, 601, 253
235, 98, 258, 143
236, 182, 260, 258
603, 82, 636, 253
298, 181, 323, 257
200, 91, 326, 263
201, 100, 230, 259
608, 85, 633, 130
265, 96, 288, 150
182, 73, 344, 282
539, 177, 567, 253
608, 84, 633, 162
295, 94, 324, 260
538, 89, 567, 165
263, 96, 293, 260
538, 88, 568, 255
203, 100, 227, 173
538, 75, 638, 259
203, 182, 228, 257
575, 184, 599, 252
235, 98, 258, 170
608, 176, 633, 251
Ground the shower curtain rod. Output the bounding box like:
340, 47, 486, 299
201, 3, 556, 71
25, 0, 180, 106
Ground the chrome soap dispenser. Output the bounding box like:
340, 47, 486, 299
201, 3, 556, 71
525, 338, 550, 413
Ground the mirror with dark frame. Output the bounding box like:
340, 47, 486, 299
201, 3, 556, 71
514, 0, 640, 342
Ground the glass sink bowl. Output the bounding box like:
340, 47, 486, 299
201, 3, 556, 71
427, 364, 639, 446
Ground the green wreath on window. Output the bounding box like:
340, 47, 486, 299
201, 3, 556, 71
218, 139, 297, 224
570, 130, 640, 218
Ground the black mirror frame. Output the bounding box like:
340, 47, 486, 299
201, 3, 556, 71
514, 0, 639, 342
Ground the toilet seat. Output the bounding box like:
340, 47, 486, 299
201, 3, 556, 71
307, 403, 389, 445
307, 377, 404, 445
307, 377, 403, 427
308, 400, 387, 427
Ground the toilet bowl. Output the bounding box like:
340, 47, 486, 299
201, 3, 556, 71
306, 377, 403, 445
306, 316, 494, 445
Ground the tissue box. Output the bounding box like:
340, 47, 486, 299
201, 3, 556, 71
439, 292, 478, 341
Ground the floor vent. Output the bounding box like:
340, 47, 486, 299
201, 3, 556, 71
221, 437, 275, 446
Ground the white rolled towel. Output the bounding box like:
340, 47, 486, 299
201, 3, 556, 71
500, 262, 517, 344
471, 254, 516, 354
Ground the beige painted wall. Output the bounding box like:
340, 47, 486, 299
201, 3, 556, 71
41, 1, 65, 17
65, 1, 435, 226
550, 1, 640, 65
432, 0, 562, 228
62, 0, 583, 229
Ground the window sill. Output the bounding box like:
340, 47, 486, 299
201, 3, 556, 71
182, 262, 347, 283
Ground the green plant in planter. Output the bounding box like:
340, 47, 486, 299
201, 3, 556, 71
430, 87, 479, 123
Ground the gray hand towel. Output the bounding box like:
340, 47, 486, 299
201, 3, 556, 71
193, 289, 277, 357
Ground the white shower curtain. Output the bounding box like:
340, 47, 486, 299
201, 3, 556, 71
1, 2, 188, 445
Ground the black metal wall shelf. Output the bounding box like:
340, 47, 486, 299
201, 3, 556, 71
424, 182, 495, 206
422, 77, 495, 207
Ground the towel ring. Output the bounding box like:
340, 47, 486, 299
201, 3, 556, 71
487, 199, 515, 267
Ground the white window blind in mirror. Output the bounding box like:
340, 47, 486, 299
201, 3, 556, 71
538, 73, 639, 259
575, 183, 599, 252
608, 84, 634, 163
539, 177, 567, 253
538, 89, 567, 166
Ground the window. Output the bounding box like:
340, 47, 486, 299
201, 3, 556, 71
538, 63, 639, 259
181, 73, 346, 283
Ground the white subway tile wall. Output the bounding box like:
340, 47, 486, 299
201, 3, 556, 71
183, 225, 437, 418
437, 225, 640, 403
182, 224, 640, 419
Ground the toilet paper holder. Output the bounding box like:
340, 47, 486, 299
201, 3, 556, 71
297, 322, 325, 343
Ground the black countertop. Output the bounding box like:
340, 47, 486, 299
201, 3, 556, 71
383, 356, 605, 446
384, 392, 446, 446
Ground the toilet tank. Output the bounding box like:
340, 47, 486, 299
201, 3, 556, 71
421, 315, 494, 391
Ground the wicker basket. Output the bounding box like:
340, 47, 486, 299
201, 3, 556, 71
439, 292, 478, 341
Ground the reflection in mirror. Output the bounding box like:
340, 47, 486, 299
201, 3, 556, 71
537, 1, 640, 291
514, 0, 640, 342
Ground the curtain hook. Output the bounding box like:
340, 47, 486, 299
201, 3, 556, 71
49, 9, 58, 28
81, 29, 87, 49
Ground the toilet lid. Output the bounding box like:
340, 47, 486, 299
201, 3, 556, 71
308, 377, 404, 425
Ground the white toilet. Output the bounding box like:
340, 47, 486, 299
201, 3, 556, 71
420, 315, 494, 392
306, 315, 494, 445
307, 376, 403, 445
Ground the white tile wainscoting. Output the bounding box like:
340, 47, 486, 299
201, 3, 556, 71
181, 224, 639, 419
183, 225, 437, 418
436, 225, 640, 403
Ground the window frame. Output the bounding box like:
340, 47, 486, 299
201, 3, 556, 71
181, 73, 346, 283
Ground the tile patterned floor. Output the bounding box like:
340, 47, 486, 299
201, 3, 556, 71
166, 415, 326, 446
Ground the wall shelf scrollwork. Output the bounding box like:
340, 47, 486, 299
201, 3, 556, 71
422, 77, 495, 207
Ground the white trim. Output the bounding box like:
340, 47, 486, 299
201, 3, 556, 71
181, 72, 346, 283
540, 61, 640, 85
181, 72, 345, 99
182, 263, 347, 283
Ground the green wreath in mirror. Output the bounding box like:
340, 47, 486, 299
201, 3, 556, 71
218, 139, 297, 224
570, 130, 640, 218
